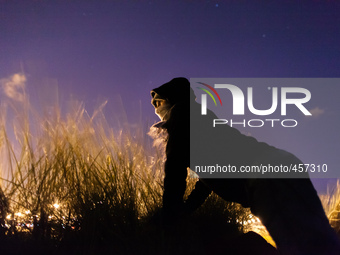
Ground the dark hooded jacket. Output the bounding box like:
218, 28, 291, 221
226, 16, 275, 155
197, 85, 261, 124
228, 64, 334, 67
151, 78, 194, 216
151, 77, 275, 215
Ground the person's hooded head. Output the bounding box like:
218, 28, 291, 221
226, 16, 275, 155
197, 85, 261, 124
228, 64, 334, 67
151, 77, 195, 121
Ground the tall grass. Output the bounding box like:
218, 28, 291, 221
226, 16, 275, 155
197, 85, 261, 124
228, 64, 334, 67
320, 180, 340, 233
0, 74, 166, 249
0, 74, 253, 254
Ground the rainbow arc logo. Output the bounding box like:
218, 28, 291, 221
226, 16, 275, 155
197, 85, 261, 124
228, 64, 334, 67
197, 82, 223, 106
197, 82, 223, 115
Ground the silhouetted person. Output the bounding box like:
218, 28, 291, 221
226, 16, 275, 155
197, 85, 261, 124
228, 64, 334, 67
150, 77, 340, 255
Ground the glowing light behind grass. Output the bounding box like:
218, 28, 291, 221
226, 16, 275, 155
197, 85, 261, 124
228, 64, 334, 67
320, 180, 340, 233
0, 73, 165, 238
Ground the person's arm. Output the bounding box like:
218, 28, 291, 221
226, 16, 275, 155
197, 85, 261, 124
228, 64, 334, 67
162, 104, 189, 220
184, 179, 211, 214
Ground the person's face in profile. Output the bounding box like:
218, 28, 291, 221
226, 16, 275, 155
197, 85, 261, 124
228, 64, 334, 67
153, 99, 171, 121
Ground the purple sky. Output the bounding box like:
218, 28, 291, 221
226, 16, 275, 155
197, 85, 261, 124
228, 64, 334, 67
1, 0, 340, 193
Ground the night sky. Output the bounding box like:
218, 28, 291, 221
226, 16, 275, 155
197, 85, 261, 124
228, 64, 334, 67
1, 0, 340, 193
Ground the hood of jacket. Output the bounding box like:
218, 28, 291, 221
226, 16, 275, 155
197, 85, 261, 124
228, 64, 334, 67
150, 77, 196, 107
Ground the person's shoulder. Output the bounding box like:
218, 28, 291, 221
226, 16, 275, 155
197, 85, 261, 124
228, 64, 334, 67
169, 102, 190, 117
163, 102, 190, 130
